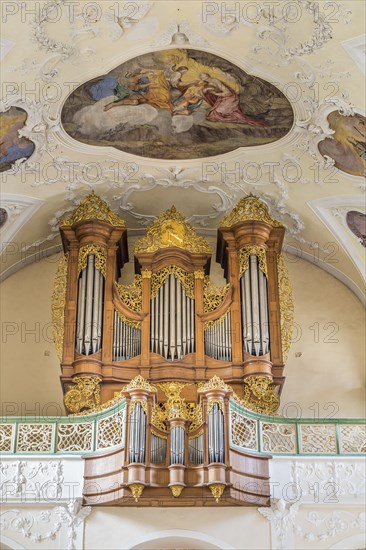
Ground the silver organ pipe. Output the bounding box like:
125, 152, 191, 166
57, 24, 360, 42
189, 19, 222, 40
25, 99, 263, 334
129, 402, 146, 463
170, 426, 185, 465
188, 434, 204, 464
240, 254, 270, 356
150, 434, 167, 464
208, 403, 225, 463
150, 274, 195, 360
204, 311, 232, 362
75, 254, 104, 355
113, 311, 141, 360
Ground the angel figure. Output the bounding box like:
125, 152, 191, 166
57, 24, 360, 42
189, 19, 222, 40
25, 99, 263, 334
258, 499, 300, 550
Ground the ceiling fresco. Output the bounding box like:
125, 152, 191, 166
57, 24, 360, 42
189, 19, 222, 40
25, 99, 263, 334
0, 0, 365, 303
61, 49, 293, 159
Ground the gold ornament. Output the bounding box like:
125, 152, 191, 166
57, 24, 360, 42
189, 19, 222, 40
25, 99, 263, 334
203, 277, 230, 313
207, 399, 224, 413
277, 253, 294, 362
129, 484, 144, 502
51, 253, 68, 361
60, 191, 125, 228
209, 484, 225, 502
239, 245, 268, 277
78, 244, 106, 276
122, 375, 156, 393
141, 269, 152, 279
129, 399, 148, 415
152, 383, 202, 432
115, 275, 142, 312
198, 375, 231, 393
150, 266, 195, 300
64, 376, 101, 414
194, 270, 205, 279
134, 206, 211, 255
220, 194, 283, 228
242, 376, 279, 414
170, 485, 183, 497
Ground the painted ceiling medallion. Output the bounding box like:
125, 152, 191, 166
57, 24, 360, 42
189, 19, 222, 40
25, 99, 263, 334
0, 107, 35, 172
61, 49, 294, 160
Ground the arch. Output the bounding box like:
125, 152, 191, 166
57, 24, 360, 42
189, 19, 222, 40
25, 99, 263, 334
127, 528, 235, 550
0, 535, 25, 550
329, 533, 366, 549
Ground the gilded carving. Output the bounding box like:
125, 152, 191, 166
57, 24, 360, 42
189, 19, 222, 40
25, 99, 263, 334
129, 483, 144, 502
150, 266, 195, 299
239, 245, 268, 277
51, 253, 68, 361
115, 275, 142, 312
220, 194, 283, 228
60, 191, 125, 229
209, 484, 225, 502
152, 383, 203, 432
78, 244, 106, 276
242, 376, 280, 414
170, 485, 183, 497
277, 253, 294, 361
64, 376, 101, 414
203, 277, 230, 312
198, 375, 231, 393
122, 375, 156, 393
134, 206, 211, 255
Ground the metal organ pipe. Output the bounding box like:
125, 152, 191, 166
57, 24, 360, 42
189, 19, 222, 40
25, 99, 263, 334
75, 254, 104, 355
170, 426, 185, 465
129, 402, 146, 463
204, 311, 232, 362
208, 403, 225, 463
113, 312, 141, 361
150, 274, 195, 360
240, 254, 270, 356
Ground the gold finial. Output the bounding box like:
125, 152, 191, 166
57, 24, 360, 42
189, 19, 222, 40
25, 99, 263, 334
122, 375, 156, 393
198, 375, 231, 393
134, 206, 211, 255
60, 191, 126, 228
170, 485, 184, 497
129, 484, 144, 502
219, 194, 282, 228
209, 484, 225, 502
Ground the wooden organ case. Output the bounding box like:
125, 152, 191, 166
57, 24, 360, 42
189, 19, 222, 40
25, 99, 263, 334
53, 192, 293, 507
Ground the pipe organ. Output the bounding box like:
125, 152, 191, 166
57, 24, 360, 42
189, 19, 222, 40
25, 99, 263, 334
53, 192, 293, 506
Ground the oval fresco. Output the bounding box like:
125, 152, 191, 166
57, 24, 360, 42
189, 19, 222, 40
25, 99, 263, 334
318, 111, 366, 177
0, 107, 35, 172
61, 49, 294, 159
346, 210, 366, 247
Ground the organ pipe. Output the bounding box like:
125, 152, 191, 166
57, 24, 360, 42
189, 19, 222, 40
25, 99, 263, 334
150, 274, 195, 360
208, 403, 225, 463
170, 426, 185, 465
204, 311, 232, 362
75, 254, 104, 355
188, 434, 204, 464
113, 311, 141, 360
129, 402, 146, 463
240, 255, 270, 356
150, 434, 167, 464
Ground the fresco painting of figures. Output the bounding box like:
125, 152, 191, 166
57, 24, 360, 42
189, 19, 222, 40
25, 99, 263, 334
318, 112, 366, 177
0, 107, 35, 172
61, 49, 294, 159
346, 210, 366, 248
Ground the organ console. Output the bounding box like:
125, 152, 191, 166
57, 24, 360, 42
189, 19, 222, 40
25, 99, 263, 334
52, 191, 293, 506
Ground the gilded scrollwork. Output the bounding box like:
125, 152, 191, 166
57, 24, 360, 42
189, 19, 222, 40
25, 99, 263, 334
152, 382, 203, 432
122, 375, 156, 393
134, 206, 211, 255
115, 275, 142, 312
51, 253, 68, 361
277, 253, 294, 361
220, 194, 283, 228
239, 245, 268, 277
242, 376, 280, 414
60, 191, 126, 229
78, 244, 106, 276
203, 277, 230, 312
150, 266, 195, 299
64, 376, 101, 415
197, 375, 231, 393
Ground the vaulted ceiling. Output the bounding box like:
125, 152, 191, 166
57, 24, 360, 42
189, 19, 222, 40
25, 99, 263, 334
1, 0, 365, 303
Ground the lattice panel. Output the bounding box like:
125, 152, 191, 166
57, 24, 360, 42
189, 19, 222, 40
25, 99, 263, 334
230, 410, 257, 450
17, 424, 54, 452
300, 424, 337, 454
0, 424, 14, 452
261, 422, 297, 453
57, 422, 93, 452
339, 424, 366, 453
97, 410, 125, 449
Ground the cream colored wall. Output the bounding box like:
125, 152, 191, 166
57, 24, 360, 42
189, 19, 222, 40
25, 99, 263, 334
0, 251, 364, 418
